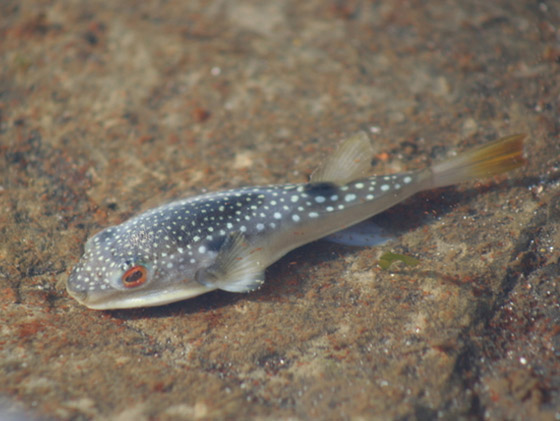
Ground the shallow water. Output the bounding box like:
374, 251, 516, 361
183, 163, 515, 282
1, 0, 559, 419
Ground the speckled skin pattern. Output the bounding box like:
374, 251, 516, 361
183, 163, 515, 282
67, 173, 419, 309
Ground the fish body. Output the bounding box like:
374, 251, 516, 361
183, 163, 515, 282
67, 133, 526, 309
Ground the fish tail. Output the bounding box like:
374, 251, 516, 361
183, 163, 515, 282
428, 134, 527, 188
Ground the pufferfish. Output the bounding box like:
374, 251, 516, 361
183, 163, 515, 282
66, 132, 526, 309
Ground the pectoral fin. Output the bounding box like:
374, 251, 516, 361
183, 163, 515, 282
195, 232, 266, 293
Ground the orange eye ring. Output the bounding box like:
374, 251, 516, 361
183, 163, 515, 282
122, 265, 148, 288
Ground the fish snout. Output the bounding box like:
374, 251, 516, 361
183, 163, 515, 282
66, 275, 89, 303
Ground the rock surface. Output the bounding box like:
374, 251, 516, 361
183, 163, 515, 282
1, 0, 559, 419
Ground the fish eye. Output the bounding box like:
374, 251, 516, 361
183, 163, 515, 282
122, 265, 148, 288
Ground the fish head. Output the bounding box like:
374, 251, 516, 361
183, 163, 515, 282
66, 224, 213, 310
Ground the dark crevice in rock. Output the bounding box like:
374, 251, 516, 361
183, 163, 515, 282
443, 196, 553, 414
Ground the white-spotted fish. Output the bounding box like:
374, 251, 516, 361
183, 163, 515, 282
67, 133, 526, 309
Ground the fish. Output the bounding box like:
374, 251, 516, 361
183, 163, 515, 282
66, 132, 526, 309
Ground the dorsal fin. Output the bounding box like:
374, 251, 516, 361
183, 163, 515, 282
310, 132, 374, 185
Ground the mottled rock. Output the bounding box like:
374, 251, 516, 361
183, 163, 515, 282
1, 0, 558, 419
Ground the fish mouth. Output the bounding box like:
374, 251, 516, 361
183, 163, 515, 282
66, 282, 215, 310
66, 286, 88, 303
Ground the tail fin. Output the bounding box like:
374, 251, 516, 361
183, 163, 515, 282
429, 134, 526, 188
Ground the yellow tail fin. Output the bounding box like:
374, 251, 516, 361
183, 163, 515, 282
430, 134, 527, 188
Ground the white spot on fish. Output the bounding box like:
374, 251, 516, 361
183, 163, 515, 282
381, 184, 390, 191
345, 194, 357, 202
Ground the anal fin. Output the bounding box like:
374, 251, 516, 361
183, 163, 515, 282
310, 131, 374, 185
324, 219, 394, 247
195, 232, 266, 293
